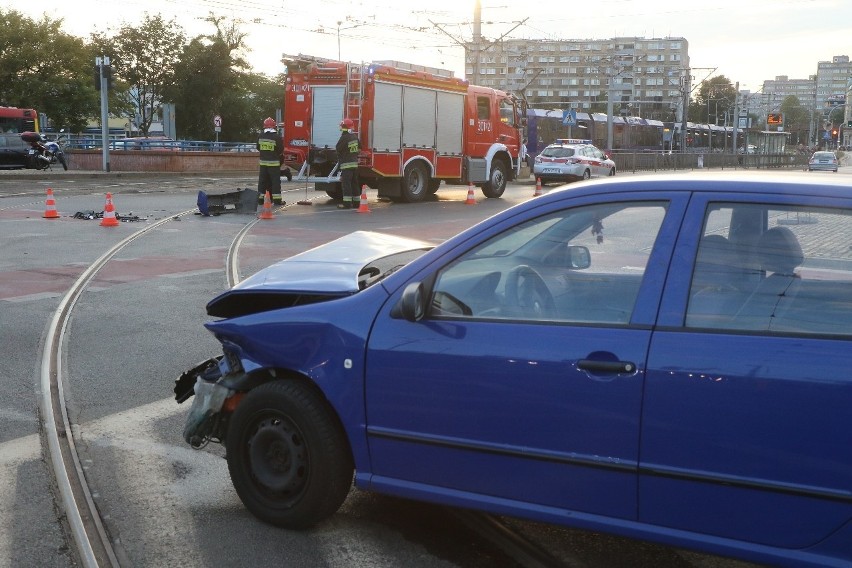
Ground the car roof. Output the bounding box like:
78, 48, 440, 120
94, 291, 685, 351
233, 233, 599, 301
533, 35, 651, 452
540, 172, 852, 201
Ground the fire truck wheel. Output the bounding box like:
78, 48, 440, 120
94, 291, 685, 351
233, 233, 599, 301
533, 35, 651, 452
482, 160, 507, 198
427, 179, 441, 194
316, 182, 343, 200
401, 161, 429, 203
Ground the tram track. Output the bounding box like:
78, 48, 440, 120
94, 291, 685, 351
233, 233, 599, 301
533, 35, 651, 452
39, 208, 196, 567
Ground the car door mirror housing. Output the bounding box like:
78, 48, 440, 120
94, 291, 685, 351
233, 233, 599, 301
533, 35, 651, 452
395, 281, 426, 322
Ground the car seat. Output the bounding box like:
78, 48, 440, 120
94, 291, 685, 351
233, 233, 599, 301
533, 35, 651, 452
732, 226, 803, 330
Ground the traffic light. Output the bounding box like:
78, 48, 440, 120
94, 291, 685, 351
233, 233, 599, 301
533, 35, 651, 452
832, 128, 838, 138
94, 62, 112, 91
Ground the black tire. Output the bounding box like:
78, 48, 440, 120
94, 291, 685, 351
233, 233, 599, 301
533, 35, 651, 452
281, 168, 292, 182
482, 160, 507, 198
58, 153, 68, 171
400, 161, 429, 203
608, 166, 616, 176
226, 380, 353, 528
427, 178, 441, 194
582, 169, 591, 180
316, 182, 343, 200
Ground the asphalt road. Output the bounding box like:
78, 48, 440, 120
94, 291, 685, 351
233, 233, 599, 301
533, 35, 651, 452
5, 168, 840, 567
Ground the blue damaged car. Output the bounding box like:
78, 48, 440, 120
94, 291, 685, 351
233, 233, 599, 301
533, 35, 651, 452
175, 173, 852, 567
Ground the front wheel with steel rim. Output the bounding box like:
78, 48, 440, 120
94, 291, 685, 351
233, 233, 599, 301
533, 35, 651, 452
400, 161, 429, 203
226, 380, 353, 528
582, 169, 591, 180
482, 159, 507, 198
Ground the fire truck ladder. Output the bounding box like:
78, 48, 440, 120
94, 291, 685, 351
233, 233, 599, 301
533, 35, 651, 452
344, 63, 364, 134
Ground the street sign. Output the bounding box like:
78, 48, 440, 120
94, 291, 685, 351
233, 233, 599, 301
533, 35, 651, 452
562, 109, 577, 126
213, 115, 222, 128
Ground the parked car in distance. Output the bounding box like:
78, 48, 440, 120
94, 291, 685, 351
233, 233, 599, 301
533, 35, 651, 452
808, 151, 839, 172
176, 173, 852, 568
0, 132, 29, 169
533, 138, 616, 184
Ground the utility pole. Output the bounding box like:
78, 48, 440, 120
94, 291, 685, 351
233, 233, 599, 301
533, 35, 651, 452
430, 3, 526, 88
95, 56, 111, 172
473, 0, 481, 86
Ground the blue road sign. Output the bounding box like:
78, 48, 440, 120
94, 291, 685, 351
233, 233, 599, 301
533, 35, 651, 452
562, 109, 577, 126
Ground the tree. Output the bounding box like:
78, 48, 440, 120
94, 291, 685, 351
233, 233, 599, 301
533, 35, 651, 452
689, 76, 737, 125
0, 9, 98, 132
779, 95, 809, 145
165, 15, 282, 141
91, 14, 186, 136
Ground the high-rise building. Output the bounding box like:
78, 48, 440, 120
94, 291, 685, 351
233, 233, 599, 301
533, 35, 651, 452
464, 36, 690, 122
762, 75, 818, 113
816, 56, 851, 112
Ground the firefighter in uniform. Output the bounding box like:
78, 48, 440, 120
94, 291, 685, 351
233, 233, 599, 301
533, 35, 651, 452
257, 117, 284, 203
335, 118, 359, 209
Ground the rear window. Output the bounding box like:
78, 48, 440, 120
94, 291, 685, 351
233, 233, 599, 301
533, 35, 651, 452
541, 146, 576, 158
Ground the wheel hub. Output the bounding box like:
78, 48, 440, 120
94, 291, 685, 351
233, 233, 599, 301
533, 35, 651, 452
248, 417, 307, 494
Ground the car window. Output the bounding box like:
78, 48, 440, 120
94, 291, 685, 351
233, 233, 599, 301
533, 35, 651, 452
541, 146, 575, 158
686, 203, 852, 335
429, 201, 668, 324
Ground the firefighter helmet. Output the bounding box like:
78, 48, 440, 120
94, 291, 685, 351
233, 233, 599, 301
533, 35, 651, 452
263, 117, 276, 128
340, 118, 355, 131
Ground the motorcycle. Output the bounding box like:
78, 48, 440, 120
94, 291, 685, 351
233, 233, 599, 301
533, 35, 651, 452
20, 130, 68, 171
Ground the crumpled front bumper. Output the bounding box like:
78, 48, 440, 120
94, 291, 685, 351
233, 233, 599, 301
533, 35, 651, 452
175, 357, 236, 448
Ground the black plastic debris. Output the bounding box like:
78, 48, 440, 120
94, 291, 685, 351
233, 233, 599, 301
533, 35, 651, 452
72, 210, 145, 222
197, 188, 259, 216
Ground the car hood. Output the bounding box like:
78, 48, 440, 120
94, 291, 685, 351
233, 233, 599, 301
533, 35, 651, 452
206, 230, 433, 318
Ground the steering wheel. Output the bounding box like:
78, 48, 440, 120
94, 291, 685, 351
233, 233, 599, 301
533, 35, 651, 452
504, 265, 556, 318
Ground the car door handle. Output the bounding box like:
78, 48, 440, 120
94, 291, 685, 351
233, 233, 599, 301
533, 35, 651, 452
577, 359, 636, 374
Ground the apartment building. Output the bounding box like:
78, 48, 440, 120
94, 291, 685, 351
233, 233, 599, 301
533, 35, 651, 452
464, 36, 690, 121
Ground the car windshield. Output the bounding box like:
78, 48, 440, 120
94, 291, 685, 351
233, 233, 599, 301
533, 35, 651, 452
358, 249, 431, 289
541, 147, 576, 158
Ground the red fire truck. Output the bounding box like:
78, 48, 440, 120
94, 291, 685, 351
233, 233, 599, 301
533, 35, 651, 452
281, 56, 527, 202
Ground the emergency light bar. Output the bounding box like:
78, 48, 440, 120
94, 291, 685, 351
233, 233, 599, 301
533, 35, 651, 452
554, 138, 592, 145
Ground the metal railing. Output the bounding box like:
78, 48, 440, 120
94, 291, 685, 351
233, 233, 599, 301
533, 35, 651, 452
64, 135, 258, 153
609, 150, 810, 172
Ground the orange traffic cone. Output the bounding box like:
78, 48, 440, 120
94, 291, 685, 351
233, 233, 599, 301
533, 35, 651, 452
100, 192, 119, 227
43, 188, 59, 219
465, 183, 476, 205
534, 177, 543, 197
356, 185, 371, 213
258, 190, 274, 220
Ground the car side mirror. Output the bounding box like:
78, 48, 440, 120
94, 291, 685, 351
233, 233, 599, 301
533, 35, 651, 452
395, 281, 427, 322
567, 245, 591, 269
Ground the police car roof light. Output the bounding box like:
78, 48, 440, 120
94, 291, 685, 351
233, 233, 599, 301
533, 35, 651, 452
554, 138, 592, 145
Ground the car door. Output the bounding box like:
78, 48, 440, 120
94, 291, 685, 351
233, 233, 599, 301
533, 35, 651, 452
587, 146, 605, 177
365, 193, 687, 520
643, 192, 852, 551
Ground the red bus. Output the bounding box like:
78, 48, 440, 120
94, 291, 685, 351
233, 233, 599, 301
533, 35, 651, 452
0, 106, 39, 134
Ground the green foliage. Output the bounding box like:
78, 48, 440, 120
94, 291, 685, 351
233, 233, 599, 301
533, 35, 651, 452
688, 75, 738, 125
1, 10, 283, 140
91, 13, 186, 136
164, 15, 282, 142
0, 9, 98, 132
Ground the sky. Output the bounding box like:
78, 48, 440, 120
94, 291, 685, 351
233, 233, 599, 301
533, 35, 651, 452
6, 0, 852, 94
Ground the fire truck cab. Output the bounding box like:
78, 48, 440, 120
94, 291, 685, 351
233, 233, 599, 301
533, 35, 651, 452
282, 56, 527, 203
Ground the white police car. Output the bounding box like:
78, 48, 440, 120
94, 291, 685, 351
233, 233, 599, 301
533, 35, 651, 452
533, 139, 616, 184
